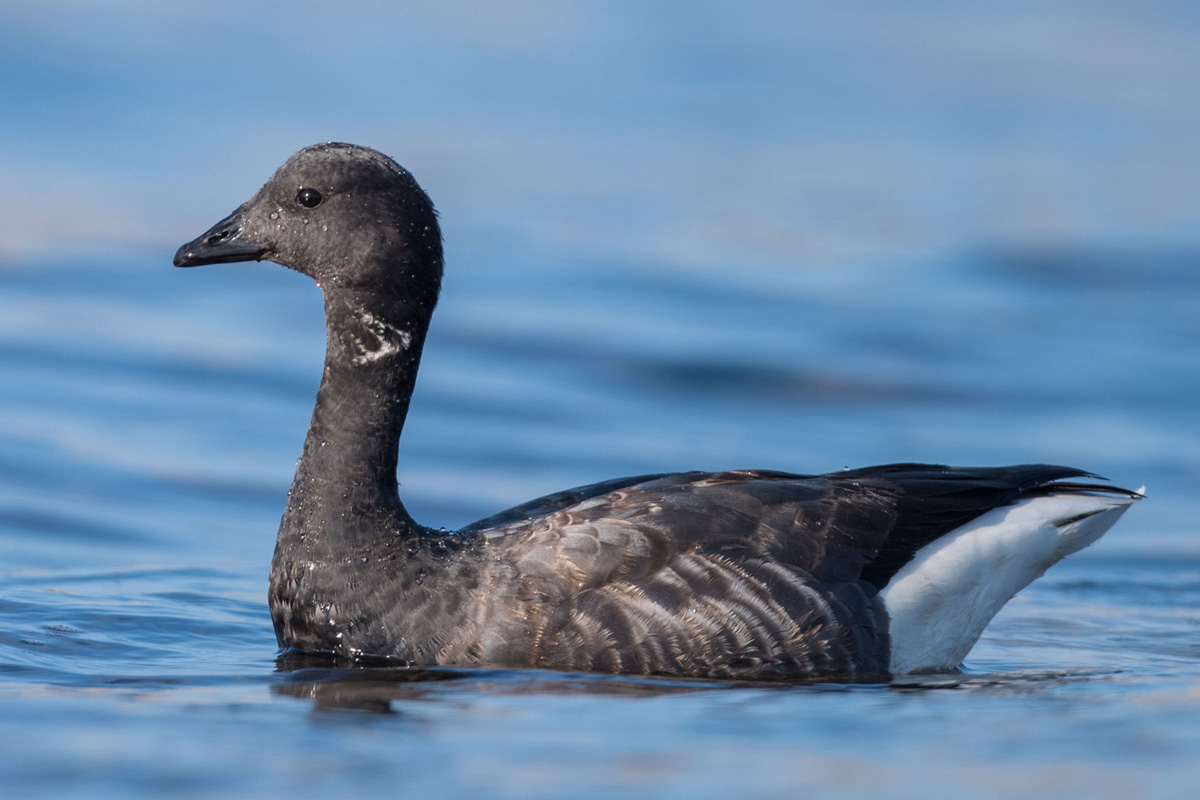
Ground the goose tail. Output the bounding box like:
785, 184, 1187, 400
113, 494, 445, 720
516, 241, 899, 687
879, 483, 1142, 674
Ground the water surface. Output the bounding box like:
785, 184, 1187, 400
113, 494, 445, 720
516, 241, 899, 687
1, 3, 1199, 798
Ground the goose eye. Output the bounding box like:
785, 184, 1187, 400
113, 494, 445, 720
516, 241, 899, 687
296, 188, 323, 208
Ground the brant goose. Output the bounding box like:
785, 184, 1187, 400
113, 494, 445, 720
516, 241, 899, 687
175, 143, 1140, 678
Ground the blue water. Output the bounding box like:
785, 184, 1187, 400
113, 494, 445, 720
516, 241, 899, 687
2, 3, 1199, 798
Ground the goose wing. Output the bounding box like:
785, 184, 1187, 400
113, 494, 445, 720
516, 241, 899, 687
456, 463, 1114, 676
466, 463, 1104, 588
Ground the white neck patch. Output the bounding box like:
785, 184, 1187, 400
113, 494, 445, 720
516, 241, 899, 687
349, 309, 412, 365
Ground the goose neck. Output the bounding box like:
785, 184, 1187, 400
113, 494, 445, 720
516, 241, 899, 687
285, 286, 431, 538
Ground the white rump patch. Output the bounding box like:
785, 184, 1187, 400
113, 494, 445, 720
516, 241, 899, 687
350, 310, 412, 365
879, 489, 1139, 674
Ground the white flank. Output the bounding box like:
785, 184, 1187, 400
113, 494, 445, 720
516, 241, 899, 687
879, 489, 1140, 674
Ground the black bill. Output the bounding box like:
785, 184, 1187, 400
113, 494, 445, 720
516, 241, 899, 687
173, 204, 268, 267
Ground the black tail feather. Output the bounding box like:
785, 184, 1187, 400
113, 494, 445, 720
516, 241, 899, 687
830, 463, 1124, 590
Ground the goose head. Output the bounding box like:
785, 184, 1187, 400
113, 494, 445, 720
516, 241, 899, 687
174, 142, 443, 312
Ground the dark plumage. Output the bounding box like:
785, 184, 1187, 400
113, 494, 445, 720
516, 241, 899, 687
175, 143, 1139, 679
